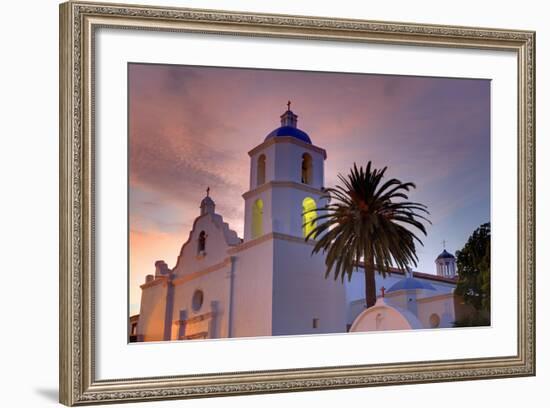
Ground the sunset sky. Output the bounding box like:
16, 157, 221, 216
129, 63, 490, 316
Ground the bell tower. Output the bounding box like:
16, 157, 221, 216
435, 245, 457, 278
242, 103, 328, 241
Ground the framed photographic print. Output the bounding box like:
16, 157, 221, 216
59, 1, 536, 405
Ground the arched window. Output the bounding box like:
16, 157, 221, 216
198, 230, 207, 253
302, 197, 317, 238
252, 199, 263, 239
429, 313, 441, 328
192, 289, 204, 312
301, 153, 313, 185
257, 154, 266, 186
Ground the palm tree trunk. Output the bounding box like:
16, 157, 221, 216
364, 249, 377, 308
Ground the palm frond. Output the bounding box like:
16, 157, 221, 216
306, 161, 430, 307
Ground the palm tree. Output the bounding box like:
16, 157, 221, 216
304, 162, 430, 308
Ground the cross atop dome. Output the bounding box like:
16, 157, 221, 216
280, 101, 298, 128
264, 101, 312, 144
200, 187, 215, 215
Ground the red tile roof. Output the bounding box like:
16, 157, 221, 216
355, 262, 458, 284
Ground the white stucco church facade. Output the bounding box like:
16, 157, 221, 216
133, 105, 461, 342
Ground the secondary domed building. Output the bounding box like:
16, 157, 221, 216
350, 269, 457, 332
133, 105, 461, 342
435, 249, 457, 278
350, 296, 424, 332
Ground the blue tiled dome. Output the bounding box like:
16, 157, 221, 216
386, 277, 436, 293
265, 104, 312, 144
436, 249, 455, 260
265, 126, 311, 144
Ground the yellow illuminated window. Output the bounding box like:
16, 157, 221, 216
302, 197, 317, 238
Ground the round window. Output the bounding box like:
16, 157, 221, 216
192, 289, 204, 312
429, 313, 441, 328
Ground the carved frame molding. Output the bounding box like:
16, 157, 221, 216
59, 1, 535, 405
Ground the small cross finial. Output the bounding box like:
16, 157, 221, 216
442, 239, 446, 249
380, 286, 386, 298
206, 186, 210, 197
287, 100, 291, 111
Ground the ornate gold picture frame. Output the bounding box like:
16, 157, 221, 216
59, 1, 535, 405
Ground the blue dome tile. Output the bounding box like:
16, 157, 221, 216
265, 126, 312, 144
386, 277, 436, 293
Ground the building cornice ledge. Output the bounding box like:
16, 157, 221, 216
228, 232, 316, 254
416, 292, 455, 303
140, 275, 169, 290
172, 258, 233, 286
242, 180, 325, 199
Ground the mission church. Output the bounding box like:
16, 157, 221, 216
131, 104, 463, 342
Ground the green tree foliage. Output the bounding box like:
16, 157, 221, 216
304, 162, 430, 308
454, 222, 491, 326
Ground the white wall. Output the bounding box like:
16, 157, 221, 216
230, 238, 275, 337
272, 237, 347, 335
0, 0, 547, 407
417, 294, 456, 328
272, 140, 325, 189
138, 278, 169, 341
171, 266, 232, 339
